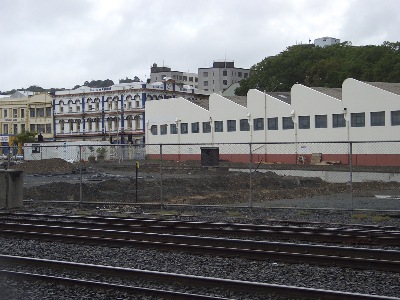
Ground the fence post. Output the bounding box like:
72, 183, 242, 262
7, 146, 10, 170
160, 144, 163, 207
79, 145, 83, 206
249, 143, 253, 209
349, 142, 353, 211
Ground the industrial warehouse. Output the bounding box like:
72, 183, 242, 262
146, 78, 400, 165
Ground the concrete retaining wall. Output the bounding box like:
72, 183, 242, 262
0, 170, 23, 209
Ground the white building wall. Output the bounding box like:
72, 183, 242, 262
209, 94, 248, 143
314, 37, 340, 47
146, 97, 210, 144
291, 84, 346, 142
144, 78, 400, 163
343, 78, 400, 142
247, 89, 293, 143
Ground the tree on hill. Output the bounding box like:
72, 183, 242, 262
235, 41, 400, 95
27, 85, 45, 93
83, 79, 114, 88
119, 76, 141, 83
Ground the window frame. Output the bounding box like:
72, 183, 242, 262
214, 121, 223, 132
370, 111, 385, 126
267, 117, 278, 130
150, 125, 158, 135
240, 119, 250, 131
160, 124, 167, 135
315, 114, 327, 128
180, 123, 188, 134
391, 110, 400, 126
227, 120, 236, 132
332, 114, 346, 128
191, 122, 200, 133
282, 117, 294, 130
298, 116, 310, 129
253, 118, 264, 131
202, 121, 211, 133
351, 112, 365, 127
170, 123, 178, 134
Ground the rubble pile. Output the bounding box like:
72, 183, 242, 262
15, 158, 79, 175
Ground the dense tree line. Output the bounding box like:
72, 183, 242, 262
235, 41, 400, 95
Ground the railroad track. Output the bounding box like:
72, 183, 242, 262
1, 255, 398, 300
0, 213, 399, 272
1, 212, 399, 245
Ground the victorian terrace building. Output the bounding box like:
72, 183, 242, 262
53, 81, 210, 143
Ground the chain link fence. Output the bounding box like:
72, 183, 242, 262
1, 141, 400, 210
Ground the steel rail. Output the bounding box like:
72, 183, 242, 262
1, 213, 399, 245
0, 221, 399, 261
0, 255, 398, 300
0, 226, 399, 272
0, 269, 229, 300
2, 211, 399, 231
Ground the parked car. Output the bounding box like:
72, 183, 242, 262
0, 154, 8, 160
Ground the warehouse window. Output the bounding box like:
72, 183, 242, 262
282, 117, 294, 130
351, 112, 365, 127
180, 123, 188, 134
298, 116, 310, 129
191, 122, 199, 133
391, 110, 400, 126
150, 125, 157, 135
240, 119, 250, 131
315, 115, 327, 128
253, 118, 264, 130
202, 121, 211, 133
227, 120, 236, 132
267, 117, 278, 130
170, 124, 177, 134
370, 111, 385, 126
160, 124, 167, 135
214, 121, 223, 132
332, 114, 346, 128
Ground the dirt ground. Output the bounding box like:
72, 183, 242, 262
15, 158, 400, 205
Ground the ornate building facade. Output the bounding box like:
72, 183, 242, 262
0, 92, 53, 143
53, 81, 210, 144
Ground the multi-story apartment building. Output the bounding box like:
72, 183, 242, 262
198, 61, 250, 93
0, 92, 53, 144
149, 63, 198, 88
53, 81, 210, 143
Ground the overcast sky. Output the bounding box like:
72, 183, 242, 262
1, 0, 399, 92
